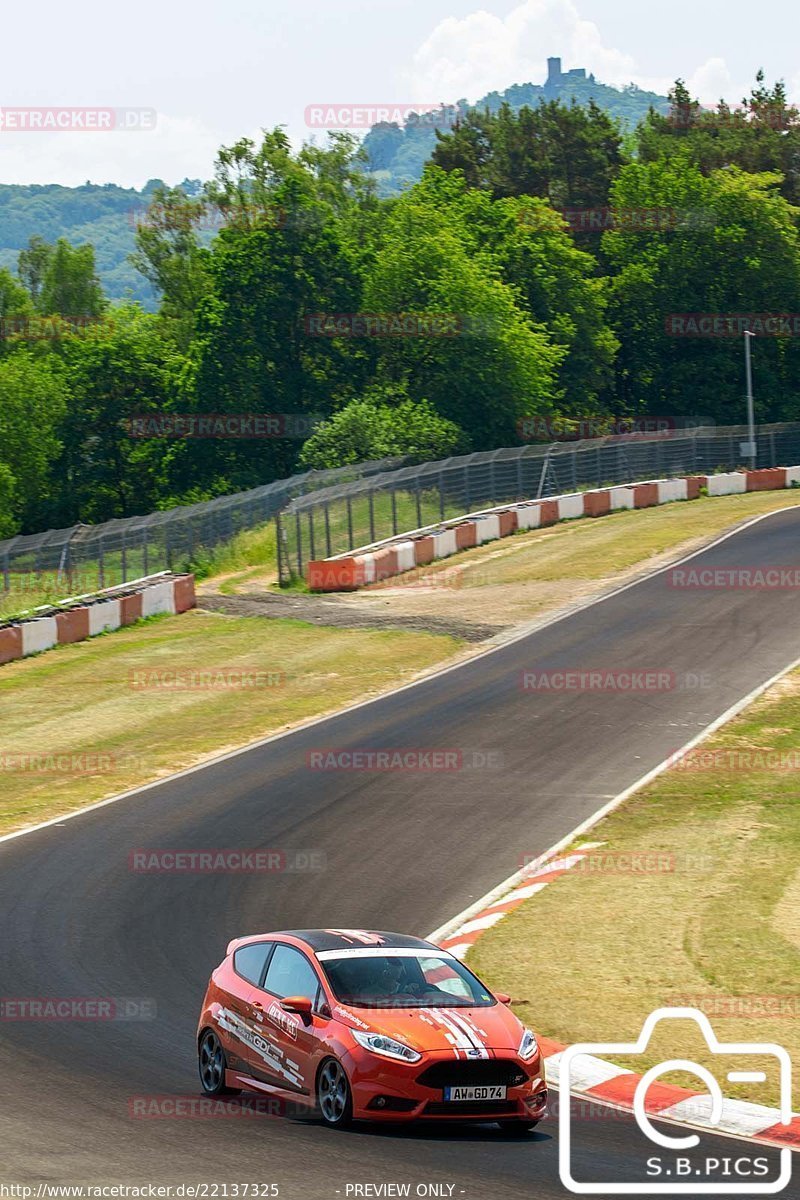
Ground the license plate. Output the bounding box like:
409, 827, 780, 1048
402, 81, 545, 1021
443, 1085, 507, 1102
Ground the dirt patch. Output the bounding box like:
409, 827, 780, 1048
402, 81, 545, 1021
198, 591, 502, 643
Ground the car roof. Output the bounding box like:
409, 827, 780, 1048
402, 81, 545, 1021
252, 929, 438, 954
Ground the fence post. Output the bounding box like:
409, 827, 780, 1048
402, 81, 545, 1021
295, 510, 303, 576
142, 527, 148, 577
439, 472, 445, 520
308, 508, 316, 563
121, 527, 127, 583
276, 510, 284, 584
324, 503, 332, 558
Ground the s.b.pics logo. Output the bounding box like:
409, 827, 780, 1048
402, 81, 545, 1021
559, 1008, 793, 1194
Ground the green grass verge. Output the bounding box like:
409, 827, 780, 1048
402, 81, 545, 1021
0, 609, 460, 836
468, 670, 800, 1110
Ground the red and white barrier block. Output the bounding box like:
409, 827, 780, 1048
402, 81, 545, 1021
429, 846, 800, 1153
0, 573, 196, 668
306, 466, 800, 592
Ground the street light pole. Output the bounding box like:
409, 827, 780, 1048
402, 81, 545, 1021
743, 330, 756, 466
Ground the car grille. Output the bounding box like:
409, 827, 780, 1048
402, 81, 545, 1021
417, 1060, 528, 1089
423, 1101, 519, 1116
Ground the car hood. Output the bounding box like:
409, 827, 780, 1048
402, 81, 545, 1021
332, 1001, 526, 1054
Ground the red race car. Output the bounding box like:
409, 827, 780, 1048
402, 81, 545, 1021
197, 928, 547, 1131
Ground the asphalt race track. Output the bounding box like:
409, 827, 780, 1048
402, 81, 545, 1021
2, 509, 800, 1199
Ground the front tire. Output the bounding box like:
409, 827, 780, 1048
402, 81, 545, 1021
198, 1029, 241, 1096
316, 1057, 353, 1128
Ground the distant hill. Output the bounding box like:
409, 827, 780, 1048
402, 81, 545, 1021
362, 58, 671, 196
0, 62, 670, 303
0, 178, 204, 310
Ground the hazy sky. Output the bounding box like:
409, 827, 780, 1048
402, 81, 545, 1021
1, 0, 798, 188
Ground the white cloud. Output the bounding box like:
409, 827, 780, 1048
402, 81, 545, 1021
408, 0, 749, 110
0, 113, 229, 189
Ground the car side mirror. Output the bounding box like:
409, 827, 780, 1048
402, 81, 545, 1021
495, 992, 512, 1005
280, 995, 314, 1018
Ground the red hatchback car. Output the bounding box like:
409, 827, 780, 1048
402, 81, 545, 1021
197, 928, 547, 1131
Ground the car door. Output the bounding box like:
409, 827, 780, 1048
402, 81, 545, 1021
221, 940, 276, 1079
249, 941, 326, 1096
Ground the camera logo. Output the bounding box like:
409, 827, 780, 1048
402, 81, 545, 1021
559, 1007, 792, 1194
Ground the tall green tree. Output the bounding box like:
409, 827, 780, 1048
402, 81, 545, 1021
432, 100, 625, 207
0, 352, 68, 532
37, 239, 106, 317
604, 155, 800, 420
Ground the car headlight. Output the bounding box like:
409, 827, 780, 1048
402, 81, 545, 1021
352, 1029, 421, 1063
518, 1028, 539, 1061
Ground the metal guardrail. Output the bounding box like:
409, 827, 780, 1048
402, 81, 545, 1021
0, 457, 406, 595
277, 423, 800, 581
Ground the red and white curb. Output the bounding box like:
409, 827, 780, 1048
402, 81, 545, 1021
430, 845, 800, 1152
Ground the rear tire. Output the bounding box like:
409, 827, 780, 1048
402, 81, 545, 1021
198, 1029, 241, 1096
316, 1057, 353, 1128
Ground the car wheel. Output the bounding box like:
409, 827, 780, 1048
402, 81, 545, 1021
198, 1029, 241, 1096
316, 1057, 353, 1128
497, 1119, 538, 1135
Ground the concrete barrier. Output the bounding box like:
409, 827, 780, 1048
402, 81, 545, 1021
706, 471, 747, 496
0, 574, 196, 668
474, 514, 501, 544
394, 541, 416, 573
746, 468, 787, 491
432, 529, 458, 559
557, 492, 585, 521
302, 465, 800, 591
657, 479, 688, 504
372, 546, 398, 582
55, 607, 91, 644
0, 626, 22, 665
498, 510, 517, 537
22, 616, 58, 657
584, 490, 611, 517
539, 500, 560, 526
141, 579, 177, 617
89, 599, 121, 636
633, 482, 659, 508
454, 523, 477, 551
608, 487, 636, 511
515, 503, 541, 530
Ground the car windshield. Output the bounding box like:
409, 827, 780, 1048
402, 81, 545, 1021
319, 952, 496, 1008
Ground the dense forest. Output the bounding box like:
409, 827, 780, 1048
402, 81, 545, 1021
1, 74, 800, 540
0, 70, 668, 302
